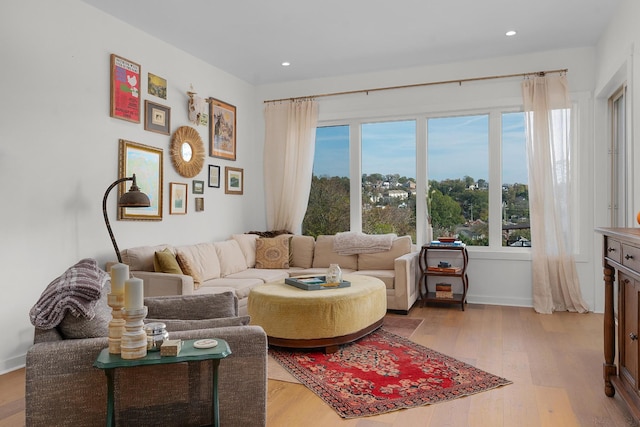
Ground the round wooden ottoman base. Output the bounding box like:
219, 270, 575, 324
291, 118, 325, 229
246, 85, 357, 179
268, 318, 383, 353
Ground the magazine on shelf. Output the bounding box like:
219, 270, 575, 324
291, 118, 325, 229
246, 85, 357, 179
285, 276, 351, 291
429, 240, 465, 247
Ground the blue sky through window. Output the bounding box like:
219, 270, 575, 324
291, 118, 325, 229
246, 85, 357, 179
313, 114, 527, 185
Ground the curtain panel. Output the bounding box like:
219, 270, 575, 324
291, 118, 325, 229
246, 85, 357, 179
521, 75, 588, 313
263, 100, 319, 234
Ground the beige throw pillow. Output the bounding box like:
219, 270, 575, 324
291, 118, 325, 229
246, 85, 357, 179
255, 236, 290, 269
176, 252, 203, 289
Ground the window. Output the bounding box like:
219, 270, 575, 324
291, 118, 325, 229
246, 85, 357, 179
501, 112, 530, 246
361, 120, 416, 241
427, 115, 489, 246
609, 86, 627, 227
304, 107, 532, 249
302, 125, 350, 237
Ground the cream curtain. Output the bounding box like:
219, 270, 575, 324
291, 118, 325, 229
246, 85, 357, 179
263, 100, 319, 234
522, 75, 588, 313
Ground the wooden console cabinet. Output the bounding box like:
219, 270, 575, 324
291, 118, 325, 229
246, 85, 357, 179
596, 227, 640, 421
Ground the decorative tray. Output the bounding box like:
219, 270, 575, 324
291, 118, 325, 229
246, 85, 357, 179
284, 276, 351, 291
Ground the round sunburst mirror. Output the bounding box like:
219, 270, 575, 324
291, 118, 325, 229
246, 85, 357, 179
170, 126, 205, 178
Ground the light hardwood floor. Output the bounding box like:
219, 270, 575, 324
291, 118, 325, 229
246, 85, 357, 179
2, 304, 639, 426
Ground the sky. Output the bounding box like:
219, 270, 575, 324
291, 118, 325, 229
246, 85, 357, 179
313, 113, 528, 185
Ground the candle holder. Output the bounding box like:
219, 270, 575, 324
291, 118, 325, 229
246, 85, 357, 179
107, 293, 126, 354
120, 306, 148, 360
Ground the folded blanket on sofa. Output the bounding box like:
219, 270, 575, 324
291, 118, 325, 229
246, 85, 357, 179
333, 232, 397, 255
29, 258, 108, 329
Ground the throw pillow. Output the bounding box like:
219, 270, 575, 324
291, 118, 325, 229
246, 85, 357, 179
145, 316, 250, 332
255, 236, 290, 269
153, 248, 183, 274
175, 252, 203, 289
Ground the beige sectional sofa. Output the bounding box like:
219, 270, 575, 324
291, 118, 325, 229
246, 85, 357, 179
121, 234, 420, 315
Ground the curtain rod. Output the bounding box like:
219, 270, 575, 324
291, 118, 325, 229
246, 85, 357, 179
263, 68, 568, 103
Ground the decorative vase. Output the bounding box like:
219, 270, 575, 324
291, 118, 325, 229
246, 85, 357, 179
326, 264, 342, 284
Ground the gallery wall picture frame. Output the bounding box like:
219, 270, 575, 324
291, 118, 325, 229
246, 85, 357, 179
169, 182, 188, 215
208, 165, 220, 188
118, 139, 163, 221
195, 197, 204, 212
225, 166, 243, 195
144, 100, 171, 135
192, 180, 204, 194
209, 98, 236, 161
147, 73, 167, 99
110, 54, 141, 123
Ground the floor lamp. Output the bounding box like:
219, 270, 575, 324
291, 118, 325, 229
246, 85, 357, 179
102, 174, 150, 263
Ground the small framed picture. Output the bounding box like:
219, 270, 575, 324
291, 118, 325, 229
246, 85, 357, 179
208, 165, 220, 188
195, 197, 204, 212
147, 73, 167, 99
192, 180, 204, 194
144, 100, 171, 135
225, 167, 243, 195
169, 182, 188, 214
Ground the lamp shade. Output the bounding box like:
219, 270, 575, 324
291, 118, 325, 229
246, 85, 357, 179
118, 185, 150, 208
103, 173, 151, 263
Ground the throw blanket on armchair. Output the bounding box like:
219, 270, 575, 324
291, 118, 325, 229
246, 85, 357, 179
29, 258, 108, 329
333, 232, 396, 255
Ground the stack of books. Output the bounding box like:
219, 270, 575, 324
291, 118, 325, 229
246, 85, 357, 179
429, 240, 465, 247
435, 283, 453, 299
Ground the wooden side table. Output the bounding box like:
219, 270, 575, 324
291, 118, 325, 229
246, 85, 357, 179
418, 244, 469, 311
94, 338, 231, 427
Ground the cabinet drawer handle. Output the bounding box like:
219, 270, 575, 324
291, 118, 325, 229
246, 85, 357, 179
608, 247, 616, 252
631, 333, 638, 341
625, 254, 634, 260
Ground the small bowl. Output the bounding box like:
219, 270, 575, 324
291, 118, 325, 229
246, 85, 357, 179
438, 237, 456, 243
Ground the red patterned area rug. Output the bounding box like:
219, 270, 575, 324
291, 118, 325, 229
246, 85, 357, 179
269, 329, 512, 418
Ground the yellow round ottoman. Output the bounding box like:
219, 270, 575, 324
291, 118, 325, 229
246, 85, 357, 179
248, 274, 387, 353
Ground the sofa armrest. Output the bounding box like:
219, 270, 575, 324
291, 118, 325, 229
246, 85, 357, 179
392, 251, 420, 310
131, 270, 195, 296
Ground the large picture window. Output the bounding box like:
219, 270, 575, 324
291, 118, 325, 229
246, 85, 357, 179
304, 107, 531, 249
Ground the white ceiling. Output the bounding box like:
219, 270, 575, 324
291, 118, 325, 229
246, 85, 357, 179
82, 0, 620, 85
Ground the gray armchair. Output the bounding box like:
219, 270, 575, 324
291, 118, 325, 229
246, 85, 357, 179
25, 292, 267, 427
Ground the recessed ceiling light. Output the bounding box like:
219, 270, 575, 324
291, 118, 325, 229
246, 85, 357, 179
281, 62, 291, 67
505, 30, 517, 37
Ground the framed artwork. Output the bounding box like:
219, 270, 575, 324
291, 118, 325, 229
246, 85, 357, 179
110, 54, 141, 123
144, 101, 171, 135
192, 180, 204, 194
195, 197, 204, 212
169, 182, 188, 214
208, 165, 220, 188
225, 167, 243, 195
209, 98, 236, 160
118, 139, 163, 220
147, 73, 167, 99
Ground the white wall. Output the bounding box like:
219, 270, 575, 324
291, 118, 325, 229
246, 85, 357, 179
257, 47, 598, 311
591, 0, 640, 313
0, 0, 265, 373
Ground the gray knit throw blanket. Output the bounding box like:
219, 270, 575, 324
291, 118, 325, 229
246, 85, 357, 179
29, 258, 108, 329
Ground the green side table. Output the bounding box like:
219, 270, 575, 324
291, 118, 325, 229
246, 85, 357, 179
94, 338, 231, 427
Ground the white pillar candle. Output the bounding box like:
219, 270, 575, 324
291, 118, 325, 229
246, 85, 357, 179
124, 278, 144, 309
110, 263, 129, 295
